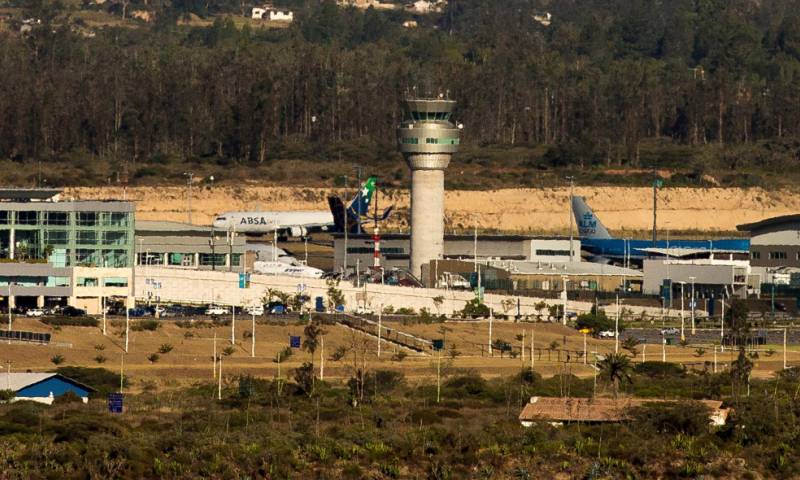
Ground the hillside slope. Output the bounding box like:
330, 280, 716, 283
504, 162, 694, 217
66, 186, 800, 235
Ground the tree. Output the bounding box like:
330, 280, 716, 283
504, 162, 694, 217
730, 347, 753, 400
598, 352, 633, 397
622, 337, 639, 357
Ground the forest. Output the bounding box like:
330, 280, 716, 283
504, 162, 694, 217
1, 0, 800, 188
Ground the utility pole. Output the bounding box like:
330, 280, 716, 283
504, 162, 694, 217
213, 332, 217, 379
217, 356, 222, 400
680, 282, 685, 342
183, 172, 194, 224
354, 166, 363, 235
320, 336, 325, 381
566, 176, 575, 262
251, 312, 255, 358
124, 304, 130, 353
231, 304, 235, 345
689, 276, 696, 335
652, 165, 658, 246
615, 293, 620, 353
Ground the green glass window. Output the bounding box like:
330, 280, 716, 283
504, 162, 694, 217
199, 253, 226, 266
104, 212, 129, 227
16, 211, 39, 225
77, 212, 99, 226
76, 249, 100, 266
103, 277, 128, 287
44, 230, 69, 246
77, 230, 97, 245
231, 254, 242, 267
45, 212, 69, 225
77, 277, 99, 287
102, 231, 127, 245
0, 211, 9, 225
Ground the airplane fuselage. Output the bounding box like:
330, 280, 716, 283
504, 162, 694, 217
581, 238, 750, 262
213, 211, 334, 234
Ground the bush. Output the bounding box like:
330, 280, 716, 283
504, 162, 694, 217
158, 343, 174, 354
394, 307, 416, 316
461, 298, 489, 318
56, 367, 127, 397
222, 346, 236, 356
94, 355, 106, 364
53, 391, 84, 405
132, 319, 160, 331
634, 362, 686, 378
51, 354, 65, 365
147, 353, 160, 363
630, 401, 713, 436
575, 312, 614, 334
391, 351, 407, 362
43, 316, 98, 327
274, 346, 292, 363
94, 344, 105, 351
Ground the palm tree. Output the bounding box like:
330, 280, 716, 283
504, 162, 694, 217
598, 352, 633, 398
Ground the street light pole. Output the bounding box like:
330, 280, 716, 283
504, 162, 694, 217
689, 276, 696, 335
183, 172, 194, 224
566, 176, 575, 262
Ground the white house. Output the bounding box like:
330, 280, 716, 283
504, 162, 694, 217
251, 6, 293, 22
0, 373, 94, 405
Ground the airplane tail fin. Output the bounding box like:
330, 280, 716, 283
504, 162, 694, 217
328, 196, 346, 232
347, 176, 377, 219
572, 196, 613, 240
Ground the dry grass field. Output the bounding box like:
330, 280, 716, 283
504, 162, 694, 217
3, 316, 795, 392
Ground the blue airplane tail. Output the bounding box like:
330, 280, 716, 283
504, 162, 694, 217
572, 196, 613, 240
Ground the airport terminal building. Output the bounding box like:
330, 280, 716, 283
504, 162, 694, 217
333, 233, 579, 273
0, 189, 134, 313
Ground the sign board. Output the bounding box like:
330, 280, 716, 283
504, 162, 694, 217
108, 393, 124, 414
238, 273, 251, 289
289, 335, 301, 348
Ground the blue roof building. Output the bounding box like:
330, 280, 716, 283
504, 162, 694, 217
0, 373, 94, 404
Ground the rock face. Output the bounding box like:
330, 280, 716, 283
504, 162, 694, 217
65, 186, 800, 235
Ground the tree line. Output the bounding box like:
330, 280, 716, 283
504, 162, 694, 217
1, 0, 800, 185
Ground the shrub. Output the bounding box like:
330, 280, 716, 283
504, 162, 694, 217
132, 319, 160, 331
94, 344, 105, 351
331, 346, 348, 361
147, 353, 160, 363
630, 401, 712, 436
391, 351, 407, 362
183, 331, 194, 339
461, 298, 489, 318
575, 312, 614, 334
94, 355, 106, 364
43, 317, 98, 327
51, 354, 65, 365
222, 346, 235, 356
395, 307, 416, 316
0, 390, 15, 402
56, 367, 127, 397
158, 343, 174, 354
633, 362, 685, 378
274, 346, 292, 363
53, 391, 84, 405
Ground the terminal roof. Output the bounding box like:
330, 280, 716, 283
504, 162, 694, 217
0, 188, 62, 201
737, 214, 800, 232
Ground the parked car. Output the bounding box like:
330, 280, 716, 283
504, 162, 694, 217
25, 308, 45, 317
661, 327, 680, 336
355, 306, 374, 315
245, 305, 264, 316
205, 306, 230, 316
127, 307, 148, 317
62, 306, 87, 317
266, 302, 288, 315
598, 330, 617, 338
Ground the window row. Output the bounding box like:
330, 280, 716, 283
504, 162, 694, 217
76, 277, 128, 287
410, 111, 451, 121
424, 137, 459, 145
137, 252, 241, 267
0, 211, 130, 227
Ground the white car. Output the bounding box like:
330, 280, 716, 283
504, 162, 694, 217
598, 330, 617, 338
245, 305, 264, 316
25, 308, 45, 317
205, 306, 230, 316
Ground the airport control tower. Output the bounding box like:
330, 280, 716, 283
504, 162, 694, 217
397, 95, 461, 279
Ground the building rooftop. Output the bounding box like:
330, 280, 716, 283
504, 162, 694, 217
136, 221, 215, 234
737, 214, 800, 232
0, 372, 95, 393
333, 232, 572, 241
0, 188, 62, 201
493, 260, 643, 277
519, 396, 727, 424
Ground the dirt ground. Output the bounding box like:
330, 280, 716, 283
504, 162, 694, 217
67, 185, 800, 235
2, 318, 793, 392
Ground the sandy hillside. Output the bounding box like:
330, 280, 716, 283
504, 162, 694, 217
66, 186, 800, 234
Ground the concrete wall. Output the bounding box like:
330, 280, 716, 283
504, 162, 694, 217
409, 168, 445, 280
134, 266, 594, 317
643, 260, 749, 297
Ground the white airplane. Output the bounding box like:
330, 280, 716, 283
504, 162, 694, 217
253, 260, 324, 279
212, 177, 390, 237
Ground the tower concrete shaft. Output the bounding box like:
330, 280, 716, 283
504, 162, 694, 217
397, 97, 460, 280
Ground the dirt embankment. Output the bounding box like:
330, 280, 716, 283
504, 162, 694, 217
65, 186, 800, 234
